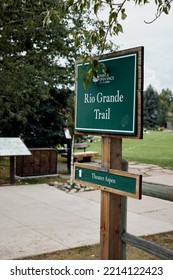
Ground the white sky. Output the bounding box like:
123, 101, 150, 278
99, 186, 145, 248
111, 2, 173, 93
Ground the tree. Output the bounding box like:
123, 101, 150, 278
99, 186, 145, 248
159, 88, 173, 127
1, 1, 172, 145
0, 0, 93, 147
64, 0, 172, 55
53, 0, 172, 84
169, 102, 173, 125
143, 85, 160, 129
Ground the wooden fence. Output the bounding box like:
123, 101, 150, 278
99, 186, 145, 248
122, 181, 173, 260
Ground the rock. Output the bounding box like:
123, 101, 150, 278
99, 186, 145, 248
69, 189, 77, 194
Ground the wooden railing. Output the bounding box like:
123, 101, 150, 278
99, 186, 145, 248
142, 181, 173, 202
122, 181, 173, 260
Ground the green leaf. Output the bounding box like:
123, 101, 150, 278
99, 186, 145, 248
121, 10, 127, 20
67, 0, 74, 6
99, 28, 106, 38
94, 3, 100, 15
83, 75, 90, 89
109, 11, 117, 25
99, 63, 107, 75
116, 23, 123, 34
43, 11, 51, 27
82, 55, 89, 65
91, 32, 97, 45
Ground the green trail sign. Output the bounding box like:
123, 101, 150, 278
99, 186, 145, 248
75, 47, 143, 138
74, 163, 142, 199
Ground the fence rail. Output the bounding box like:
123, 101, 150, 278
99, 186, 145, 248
143, 181, 173, 201
122, 181, 173, 260
122, 232, 173, 260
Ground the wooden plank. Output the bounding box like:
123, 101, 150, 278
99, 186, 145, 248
74, 151, 98, 158
61, 151, 98, 157
100, 136, 127, 259
61, 151, 98, 159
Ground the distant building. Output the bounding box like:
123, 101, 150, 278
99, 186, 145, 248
166, 121, 173, 130
166, 112, 173, 130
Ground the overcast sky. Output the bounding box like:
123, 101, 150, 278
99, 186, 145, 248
113, 2, 173, 93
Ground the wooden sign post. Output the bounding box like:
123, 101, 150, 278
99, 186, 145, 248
101, 136, 125, 259
74, 47, 144, 259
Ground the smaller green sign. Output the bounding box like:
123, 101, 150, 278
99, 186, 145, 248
74, 163, 142, 199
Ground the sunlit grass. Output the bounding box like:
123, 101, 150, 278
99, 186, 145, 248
86, 131, 173, 169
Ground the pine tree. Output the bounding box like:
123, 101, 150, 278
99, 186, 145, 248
143, 85, 160, 129
159, 89, 173, 127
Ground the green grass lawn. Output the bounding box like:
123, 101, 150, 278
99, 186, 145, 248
86, 131, 173, 169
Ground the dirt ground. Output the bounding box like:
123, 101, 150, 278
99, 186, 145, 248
21, 231, 173, 260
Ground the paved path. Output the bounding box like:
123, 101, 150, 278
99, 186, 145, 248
0, 162, 173, 259
129, 162, 173, 186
